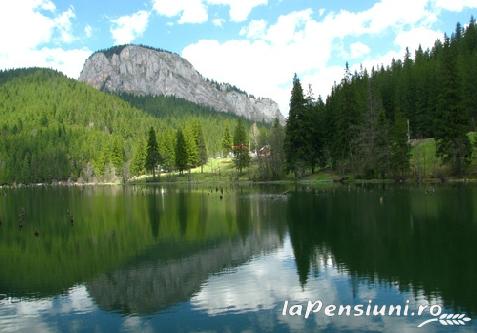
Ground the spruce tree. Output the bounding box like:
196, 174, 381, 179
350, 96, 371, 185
390, 111, 411, 178
284, 74, 307, 176
196, 125, 208, 173
131, 139, 147, 176
436, 38, 472, 175
222, 127, 232, 157
175, 129, 188, 175
233, 119, 250, 174
145, 127, 160, 179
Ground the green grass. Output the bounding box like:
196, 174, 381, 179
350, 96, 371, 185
130, 133, 477, 185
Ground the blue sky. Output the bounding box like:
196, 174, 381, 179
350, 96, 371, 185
1, 0, 476, 114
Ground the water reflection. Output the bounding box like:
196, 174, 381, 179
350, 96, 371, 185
0, 184, 475, 332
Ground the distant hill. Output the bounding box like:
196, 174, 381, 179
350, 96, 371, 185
0, 68, 260, 184
79, 44, 284, 123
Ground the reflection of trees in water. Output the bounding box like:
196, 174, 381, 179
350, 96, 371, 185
85, 187, 288, 315
147, 188, 161, 239
287, 185, 477, 315
87, 233, 282, 315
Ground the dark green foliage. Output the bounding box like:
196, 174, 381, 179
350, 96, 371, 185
131, 139, 146, 176
195, 124, 208, 173
321, 19, 477, 177
145, 127, 160, 178
0, 68, 156, 184
232, 119, 250, 174
120, 93, 264, 157
175, 129, 188, 174
284, 74, 307, 176
351, 82, 391, 178
390, 112, 411, 178
257, 118, 286, 180
0, 68, 269, 184
435, 37, 472, 175
222, 127, 232, 157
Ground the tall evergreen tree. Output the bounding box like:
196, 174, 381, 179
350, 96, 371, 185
284, 74, 307, 176
436, 38, 472, 175
131, 139, 147, 176
390, 111, 411, 178
175, 129, 188, 175
222, 127, 232, 157
233, 119, 250, 174
195, 124, 208, 173
145, 127, 160, 179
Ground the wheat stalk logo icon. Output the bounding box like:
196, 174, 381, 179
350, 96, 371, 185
418, 313, 472, 328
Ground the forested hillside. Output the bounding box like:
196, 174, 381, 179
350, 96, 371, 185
286, 18, 477, 178
0, 68, 258, 184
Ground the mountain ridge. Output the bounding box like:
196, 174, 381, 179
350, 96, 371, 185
79, 44, 283, 123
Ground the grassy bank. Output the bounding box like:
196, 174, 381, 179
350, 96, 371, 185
129, 134, 477, 186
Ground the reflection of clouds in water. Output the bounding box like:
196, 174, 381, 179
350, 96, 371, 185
0, 235, 473, 333
191, 237, 339, 317
0, 285, 95, 333
190, 236, 466, 333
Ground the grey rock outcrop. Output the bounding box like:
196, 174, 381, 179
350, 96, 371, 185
79, 45, 283, 123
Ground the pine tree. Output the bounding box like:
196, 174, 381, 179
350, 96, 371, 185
184, 125, 199, 170
352, 81, 391, 178
145, 127, 160, 179
284, 74, 307, 176
131, 139, 146, 176
436, 38, 472, 175
233, 119, 250, 174
390, 111, 410, 178
222, 127, 232, 157
175, 129, 188, 175
196, 125, 208, 173
269, 118, 286, 179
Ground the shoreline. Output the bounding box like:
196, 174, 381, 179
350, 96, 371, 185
2, 176, 477, 190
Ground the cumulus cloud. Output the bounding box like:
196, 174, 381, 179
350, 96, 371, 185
239, 19, 268, 39
110, 10, 150, 44
0, 0, 92, 79
207, 0, 268, 22
84, 24, 93, 38
55, 6, 76, 43
349, 42, 371, 59
182, 0, 460, 115
394, 27, 443, 53
151, 0, 266, 23
152, 0, 208, 24
433, 0, 477, 11
212, 18, 225, 27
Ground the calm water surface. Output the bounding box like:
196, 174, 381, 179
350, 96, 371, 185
0, 184, 476, 332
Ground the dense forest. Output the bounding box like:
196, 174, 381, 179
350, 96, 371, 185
0, 68, 261, 184
1, 19, 476, 184
286, 18, 477, 178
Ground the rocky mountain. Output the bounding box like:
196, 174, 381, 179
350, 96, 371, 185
79, 44, 283, 123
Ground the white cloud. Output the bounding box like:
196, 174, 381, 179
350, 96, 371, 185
433, 0, 477, 11
0, 0, 92, 79
394, 27, 442, 53
182, 0, 454, 116
110, 10, 150, 44
212, 18, 225, 27
207, 0, 268, 22
55, 6, 76, 43
84, 24, 93, 38
350, 42, 371, 59
152, 0, 208, 24
239, 19, 268, 39
152, 0, 266, 24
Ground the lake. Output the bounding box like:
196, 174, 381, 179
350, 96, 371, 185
0, 184, 476, 332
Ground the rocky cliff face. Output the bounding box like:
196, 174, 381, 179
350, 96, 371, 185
79, 45, 283, 123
